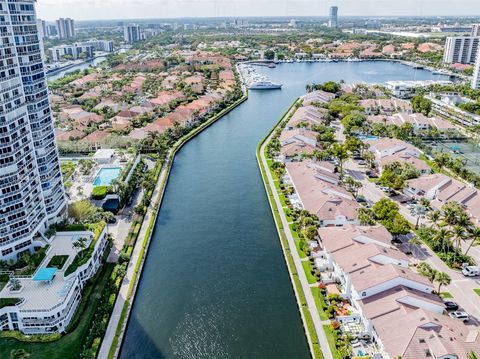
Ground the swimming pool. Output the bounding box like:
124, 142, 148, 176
93, 167, 122, 186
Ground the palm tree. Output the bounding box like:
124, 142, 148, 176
331, 143, 349, 179
464, 227, 480, 256
435, 271, 451, 294
467, 352, 479, 359
452, 225, 467, 260
433, 228, 452, 254
417, 262, 437, 284
427, 210, 441, 229
10, 349, 30, 359
72, 237, 89, 258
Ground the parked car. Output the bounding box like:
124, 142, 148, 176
449, 311, 469, 322
356, 195, 367, 203
358, 160, 367, 166
107, 216, 117, 224
444, 301, 459, 311
462, 266, 480, 277
357, 333, 371, 341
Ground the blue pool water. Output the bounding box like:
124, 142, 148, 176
93, 167, 122, 186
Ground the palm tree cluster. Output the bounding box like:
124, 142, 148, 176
433, 152, 480, 188
416, 262, 451, 294
418, 202, 480, 268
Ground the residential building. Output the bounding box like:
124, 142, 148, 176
315, 225, 480, 359
279, 129, 318, 160
0, 227, 110, 334
472, 24, 480, 37
46, 24, 57, 37
82, 40, 114, 53
124, 24, 141, 44
56, 18, 75, 39
285, 161, 359, 227
303, 90, 336, 105
36, 19, 46, 39
427, 94, 480, 127
472, 50, 480, 90
443, 36, 480, 64
48, 44, 95, 62
328, 6, 338, 28
385, 80, 452, 98
0, 0, 67, 261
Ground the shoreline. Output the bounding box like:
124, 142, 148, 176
256, 99, 332, 359
99, 92, 248, 359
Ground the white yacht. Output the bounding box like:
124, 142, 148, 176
249, 80, 283, 90
238, 63, 283, 90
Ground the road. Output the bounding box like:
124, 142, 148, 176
260, 111, 334, 359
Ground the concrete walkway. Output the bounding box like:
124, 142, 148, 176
98, 158, 170, 359
259, 113, 334, 359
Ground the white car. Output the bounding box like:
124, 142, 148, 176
449, 311, 469, 322
462, 266, 480, 277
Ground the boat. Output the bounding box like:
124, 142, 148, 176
238, 63, 283, 90
249, 80, 283, 90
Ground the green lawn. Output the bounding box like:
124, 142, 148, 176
323, 325, 342, 359
47, 255, 69, 270
439, 292, 453, 299
302, 261, 318, 284
0, 263, 114, 359
474, 289, 480, 296
295, 239, 307, 259
311, 287, 329, 320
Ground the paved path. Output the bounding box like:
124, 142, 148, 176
98, 159, 170, 359
259, 115, 333, 359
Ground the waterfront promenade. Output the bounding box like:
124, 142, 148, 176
258, 102, 333, 359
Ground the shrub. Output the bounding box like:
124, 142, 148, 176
92, 186, 110, 200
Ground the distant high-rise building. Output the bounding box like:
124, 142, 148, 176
36, 19, 46, 39
443, 36, 480, 64
472, 24, 480, 37
0, 0, 67, 260
124, 24, 141, 44
46, 24, 57, 37
56, 18, 75, 39
472, 52, 480, 89
328, 6, 338, 28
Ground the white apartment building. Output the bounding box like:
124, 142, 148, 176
443, 36, 480, 64
36, 19, 46, 39
56, 18, 75, 39
0, 227, 109, 334
124, 24, 141, 44
48, 44, 95, 62
472, 24, 480, 37
472, 50, 480, 90
0, 0, 67, 261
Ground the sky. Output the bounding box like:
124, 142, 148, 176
37, 0, 480, 21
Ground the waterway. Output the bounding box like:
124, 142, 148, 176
120, 61, 450, 359
46, 56, 107, 81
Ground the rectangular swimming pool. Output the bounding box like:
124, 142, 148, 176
93, 167, 122, 186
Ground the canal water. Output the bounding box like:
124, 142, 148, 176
120, 61, 449, 359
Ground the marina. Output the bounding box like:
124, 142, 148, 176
238, 63, 283, 90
